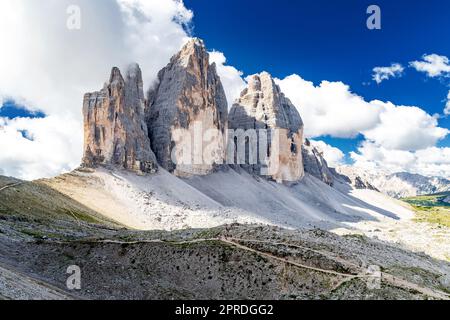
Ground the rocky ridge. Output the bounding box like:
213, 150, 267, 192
82, 39, 311, 184
79, 37, 448, 195
302, 139, 334, 186
333, 166, 379, 191
335, 166, 450, 198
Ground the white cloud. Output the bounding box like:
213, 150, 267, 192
274, 74, 449, 176
209, 51, 246, 108
275, 75, 448, 150
0, 116, 82, 180
445, 91, 450, 116
1, 1, 448, 181
0, 0, 193, 180
372, 63, 404, 84
351, 142, 450, 179
309, 140, 345, 167
276, 75, 382, 138
410, 54, 450, 78
362, 101, 448, 151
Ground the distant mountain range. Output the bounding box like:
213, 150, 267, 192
335, 166, 450, 199
1, 37, 449, 300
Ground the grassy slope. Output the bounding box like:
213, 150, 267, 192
0, 176, 121, 240
0, 176, 449, 299
402, 192, 450, 228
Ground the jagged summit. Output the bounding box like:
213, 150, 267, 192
229, 72, 305, 183
145, 38, 228, 176
82, 64, 157, 174
302, 139, 334, 186
334, 166, 450, 198
108, 67, 122, 84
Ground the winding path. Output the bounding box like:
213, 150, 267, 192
0, 182, 23, 193
54, 236, 449, 300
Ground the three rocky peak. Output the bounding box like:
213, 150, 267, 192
82, 38, 332, 185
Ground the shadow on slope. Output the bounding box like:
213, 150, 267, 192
40, 166, 413, 232
0, 175, 122, 241
185, 169, 405, 231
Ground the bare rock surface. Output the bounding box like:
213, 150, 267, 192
302, 139, 334, 186
333, 166, 381, 192
229, 72, 304, 183
1, 174, 449, 299
0, 220, 448, 300
333, 167, 450, 198
82, 64, 157, 174
146, 38, 228, 176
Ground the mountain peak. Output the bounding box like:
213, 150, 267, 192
146, 38, 228, 176
82, 66, 157, 174
185, 37, 205, 49
229, 71, 305, 183
125, 63, 142, 79
109, 67, 124, 85
173, 38, 209, 67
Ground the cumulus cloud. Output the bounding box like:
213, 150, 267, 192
372, 63, 404, 84
276, 75, 382, 138
272, 73, 449, 176
0, 0, 193, 180
0, 116, 82, 180
351, 142, 450, 178
209, 51, 247, 108
309, 140, 345, 167
445, 91, 450, 116
1, 1, 448, 180
362, 101, 448, 150
275, 75, 448, 150
410, 54, 450, 78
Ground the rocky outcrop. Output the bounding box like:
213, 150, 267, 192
228, 72, 304, 183
333, 166, 379, 191
145, 38, 228, 177
82, 64, 157, 174
302, 139, 334, 186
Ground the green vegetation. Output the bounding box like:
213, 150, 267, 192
342, 233, 367, 242
403, 192, 450, 207
0, 177, 117, 226
412, 206, 450, 228
19, 228, 63, 240
192, 228, 222, 240
402, 192, 450, 228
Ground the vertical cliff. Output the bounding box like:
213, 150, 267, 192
302, 139, 334, 186
82, 64, 157, 174
228, 72, 305, 183
146, 38, 228, 177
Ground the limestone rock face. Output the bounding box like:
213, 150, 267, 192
82, 64, 157, 174
228, 72, 305, 183
332, 166, 379, 191
302, 139, 334, 186
146, 38, 228, 176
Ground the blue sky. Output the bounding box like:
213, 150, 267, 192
185, 0, 450, 154
0, 101, 45, 119
0, 0, 449, 179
